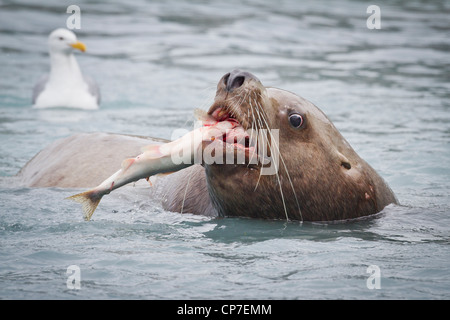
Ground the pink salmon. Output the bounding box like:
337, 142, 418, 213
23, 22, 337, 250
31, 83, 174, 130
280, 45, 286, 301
67, 109, 239, 220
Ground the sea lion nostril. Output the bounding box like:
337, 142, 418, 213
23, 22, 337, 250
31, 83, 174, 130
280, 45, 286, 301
228, 75, 245, 91
225, 69, 259, 92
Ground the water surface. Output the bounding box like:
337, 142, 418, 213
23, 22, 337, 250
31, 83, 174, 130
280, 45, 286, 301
0, 0, 449, 299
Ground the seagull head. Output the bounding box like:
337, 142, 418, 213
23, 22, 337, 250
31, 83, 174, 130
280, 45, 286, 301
48, 28, 86, 55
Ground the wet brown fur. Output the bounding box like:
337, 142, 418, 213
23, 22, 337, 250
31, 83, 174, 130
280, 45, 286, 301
202, 72, 398, 221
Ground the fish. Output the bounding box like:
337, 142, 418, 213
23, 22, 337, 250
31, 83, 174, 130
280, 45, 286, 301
67, 109, 239, 221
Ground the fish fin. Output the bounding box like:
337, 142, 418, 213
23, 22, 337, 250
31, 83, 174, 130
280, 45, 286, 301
140, 144, 163, 157
141, 144, 164, 159
121, 158, 135, 170
194, 108, 209, 121
194, 108, 216, 125
66, 190, 103, 221
155, 172, 174, 177
146, 172, 175, 187
143, 173, 174, 181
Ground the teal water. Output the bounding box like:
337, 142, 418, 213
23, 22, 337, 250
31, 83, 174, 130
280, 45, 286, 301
0, 0, 449, 299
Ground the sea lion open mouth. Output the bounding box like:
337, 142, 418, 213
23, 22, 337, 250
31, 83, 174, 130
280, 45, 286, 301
208, 103, 250, 130
209, 107, 254, 153
209, 107, 251, 149
201, 112, 258, 166
202, 70, 274, 166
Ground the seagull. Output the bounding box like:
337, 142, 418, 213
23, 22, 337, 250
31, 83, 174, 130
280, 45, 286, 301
32, 28, 100, 109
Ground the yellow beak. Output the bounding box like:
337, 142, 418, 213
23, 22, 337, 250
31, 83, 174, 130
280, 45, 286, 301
70, 41, 86, 52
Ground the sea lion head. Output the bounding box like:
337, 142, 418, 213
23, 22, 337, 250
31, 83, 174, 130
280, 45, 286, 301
202, 70, 397, 221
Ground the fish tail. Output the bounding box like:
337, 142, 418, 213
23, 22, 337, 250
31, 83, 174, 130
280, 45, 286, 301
66, 190, 103, 221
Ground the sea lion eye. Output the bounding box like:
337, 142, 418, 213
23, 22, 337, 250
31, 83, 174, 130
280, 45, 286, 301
289, 113, 304, 128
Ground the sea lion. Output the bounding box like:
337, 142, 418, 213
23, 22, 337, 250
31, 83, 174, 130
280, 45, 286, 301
18, 70, 398, 221
199, 70, 398, 221
17, 132, 167, 187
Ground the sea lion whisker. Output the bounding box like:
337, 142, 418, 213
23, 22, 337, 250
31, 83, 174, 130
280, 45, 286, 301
226, 91, 249, 126
228, 88, 247, 106
180, 163, 196, 214
247, 102, 259, 167
255, 99, 303, 221
255, 103, 289, 221
253, 100, 269, 192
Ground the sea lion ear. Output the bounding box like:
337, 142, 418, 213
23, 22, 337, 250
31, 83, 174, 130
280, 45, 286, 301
336, 150, 363, 181
337, 151, 352, 170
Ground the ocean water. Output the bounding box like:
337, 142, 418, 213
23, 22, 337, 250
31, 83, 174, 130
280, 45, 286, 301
0, 0, 449, 300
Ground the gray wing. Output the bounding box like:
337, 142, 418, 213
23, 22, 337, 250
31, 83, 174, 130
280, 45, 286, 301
83, 75, 101, 105
32, 74, 49, 104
